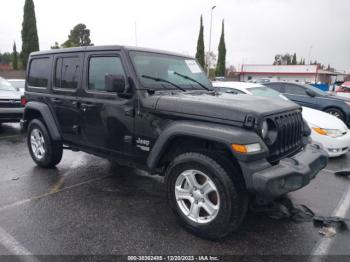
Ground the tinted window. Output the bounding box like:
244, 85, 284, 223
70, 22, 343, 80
54, 57, 80, 89
28, 58, 50, 87
285, 84, 306, 95
265, 83, 284, 92
88, 56, 125, 92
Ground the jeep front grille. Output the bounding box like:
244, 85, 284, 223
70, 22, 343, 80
267, 110, 303, 162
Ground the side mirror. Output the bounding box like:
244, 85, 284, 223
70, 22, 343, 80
105, 74, 126, 94
306, 89, 317, 97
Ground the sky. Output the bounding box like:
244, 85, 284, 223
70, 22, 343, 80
0, 0, 349, 72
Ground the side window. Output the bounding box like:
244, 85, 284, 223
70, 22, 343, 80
54, 57, 80, 89
28, 58, 50, 88
285, 84, 306, 95
266, 83, 284, 93
88, 56, 125, 92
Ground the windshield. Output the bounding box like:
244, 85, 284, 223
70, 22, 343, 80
0, 78, 16, 92
130, 51, 212, 91
305, 84, 326, 96
248, 86, 285, 99
9, 80, 25, 89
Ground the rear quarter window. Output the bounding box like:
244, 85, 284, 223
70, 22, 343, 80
28, 57, 51, 88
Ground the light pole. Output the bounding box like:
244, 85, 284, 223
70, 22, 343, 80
207, 5, 216, 76
308, 45, 313, 65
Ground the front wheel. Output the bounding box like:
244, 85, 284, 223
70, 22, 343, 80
324, 108, 345, 121
27, 119, 63, 168
165, 152, 248, 239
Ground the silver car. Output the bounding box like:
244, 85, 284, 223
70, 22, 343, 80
0, 77, 24, 123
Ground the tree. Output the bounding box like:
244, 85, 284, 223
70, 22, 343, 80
12, 42, 18, 70
273, 53, 292, 65
21, 0, 39, 69
215, 20, 226, 77
195, 16, 205, 69
292, 53, 297, 65
51, 42, 60, 49
62, 23, 93, 48
0, 52, 12, 64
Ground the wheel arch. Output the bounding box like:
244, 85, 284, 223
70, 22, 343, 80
147, 121, 266, 171
23, 102, 61, 141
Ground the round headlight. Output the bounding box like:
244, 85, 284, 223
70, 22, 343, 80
261, 120, 268, 139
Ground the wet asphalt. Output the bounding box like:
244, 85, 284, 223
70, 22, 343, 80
0, 123, 349, 258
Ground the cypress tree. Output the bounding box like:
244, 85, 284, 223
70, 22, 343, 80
215, 20, 226, 77
292, 53, 297, 65
195, 16, 205, 69
12, 42, 18, 70
21, 0, 39, 69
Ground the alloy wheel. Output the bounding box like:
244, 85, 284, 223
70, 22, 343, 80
175, 169, 220, 224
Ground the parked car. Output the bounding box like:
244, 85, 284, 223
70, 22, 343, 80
8, 79, 25, 94
0, 77, 25, 124
264, 81, 350, 125
22, 46, 327, 239
213, 81, 350, 157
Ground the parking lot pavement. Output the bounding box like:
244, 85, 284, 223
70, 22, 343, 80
0, 123, 349, 258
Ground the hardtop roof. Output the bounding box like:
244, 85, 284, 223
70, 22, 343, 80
30, 45, 194, 59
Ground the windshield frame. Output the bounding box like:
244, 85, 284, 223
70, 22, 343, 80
128, 50, 213, 91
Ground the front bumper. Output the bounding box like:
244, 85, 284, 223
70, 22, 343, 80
311, 130, 350, 157
0, 108, 24, 123
248, 143, 328, 198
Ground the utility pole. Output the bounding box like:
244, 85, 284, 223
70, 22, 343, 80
207, 5, 216, 76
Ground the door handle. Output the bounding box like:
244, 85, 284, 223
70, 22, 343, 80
51, 98, 62, 104
81, 102, 95, 108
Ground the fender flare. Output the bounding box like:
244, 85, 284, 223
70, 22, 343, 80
23, 101, 61, 141
147, 121, 268, 169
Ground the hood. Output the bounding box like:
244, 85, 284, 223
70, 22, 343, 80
154, 92, 299, 124
302, 106, 348, 131
0, 90, 22, 100
326, 93, 350, 102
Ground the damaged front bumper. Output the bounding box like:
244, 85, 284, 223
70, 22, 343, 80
240, 143, 328, 198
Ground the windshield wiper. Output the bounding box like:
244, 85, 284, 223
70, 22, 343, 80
173, 71, 210, 91
141, 75, 186, 92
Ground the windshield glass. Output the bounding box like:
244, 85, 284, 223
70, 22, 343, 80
248, 86, 285, 99
130, 51, 212, 91
304, 84, 326, 96
0, 78, 16, 92
9, 80, 25, 89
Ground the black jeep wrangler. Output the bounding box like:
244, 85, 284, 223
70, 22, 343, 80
22, 46, 328, 239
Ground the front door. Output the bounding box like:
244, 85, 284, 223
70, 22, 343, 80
49, 54, 84, 144
284, 83, 318, 109
79, 52, 135, 157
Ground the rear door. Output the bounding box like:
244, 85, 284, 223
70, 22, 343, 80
79, 51, 135, 157
49, 53, 84, 144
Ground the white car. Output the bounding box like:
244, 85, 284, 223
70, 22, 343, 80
0, 77, 24, 124
212, 81, 350, 157
7, 79, 25, 95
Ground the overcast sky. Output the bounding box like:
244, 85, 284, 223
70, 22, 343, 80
1, 0, 349, 71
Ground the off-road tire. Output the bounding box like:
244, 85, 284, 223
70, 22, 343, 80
27, 119, 63, 168
165, 152, 248, 240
